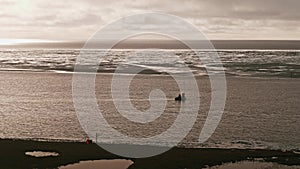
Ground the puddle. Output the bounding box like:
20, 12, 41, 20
59, 159, 133, 169
25, 151, 59, 157
205, 161, 300, 169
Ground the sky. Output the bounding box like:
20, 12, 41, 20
0, 0, 299, 41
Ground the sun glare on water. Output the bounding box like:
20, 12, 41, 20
0, 39, 55, 45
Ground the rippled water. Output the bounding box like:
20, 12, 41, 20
0, 49, 299, 77
0, 72, 299, 152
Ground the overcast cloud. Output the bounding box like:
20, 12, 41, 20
0, 0, 299, 40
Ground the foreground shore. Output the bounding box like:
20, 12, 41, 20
1, 139, 299, 169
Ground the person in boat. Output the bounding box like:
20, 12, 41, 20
175, 93, 186, 101
175, 93, 181, 101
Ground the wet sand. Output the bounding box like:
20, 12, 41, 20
0, 139, 299, 169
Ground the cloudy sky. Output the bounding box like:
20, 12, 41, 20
0, 0, 299, 41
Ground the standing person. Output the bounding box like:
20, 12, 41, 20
181, 93, 186, 101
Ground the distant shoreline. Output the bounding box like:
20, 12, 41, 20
1, 40, 300, 50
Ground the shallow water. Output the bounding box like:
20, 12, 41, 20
59, 159, 133, 169
25, 151, 59, 157
0, 72, 299, 152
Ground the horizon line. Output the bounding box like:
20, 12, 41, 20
0, 39, 299, 50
